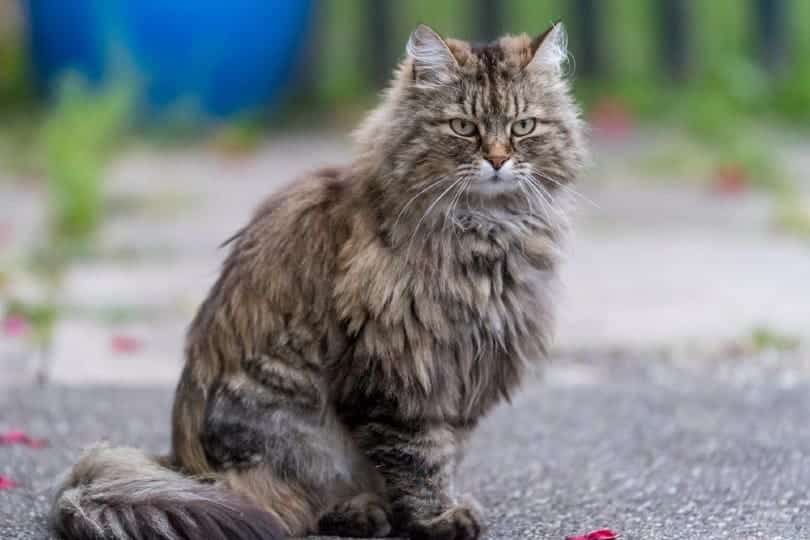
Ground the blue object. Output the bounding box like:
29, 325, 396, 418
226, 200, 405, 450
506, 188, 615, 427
24, 0, 315, 118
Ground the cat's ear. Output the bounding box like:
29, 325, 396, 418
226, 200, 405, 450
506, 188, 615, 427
528, 21, 568, 72
406, 24, 458, 83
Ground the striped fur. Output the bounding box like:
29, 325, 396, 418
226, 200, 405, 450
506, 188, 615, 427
51, 446, 285, 540
51, 23, 586, 540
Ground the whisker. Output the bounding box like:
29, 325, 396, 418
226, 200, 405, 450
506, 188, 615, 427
526, 176, 567, 221
522, 176, 554, 225
518, 171, 569, 232
393, 176, 450, 235
443, 176, 466, 231
517, 179, 535, 216
530, 166, 599, 208
406, 176, 466, 260
454, 177, 474, 235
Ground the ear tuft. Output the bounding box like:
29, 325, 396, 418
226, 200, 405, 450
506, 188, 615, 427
529, 22, 568, 71
406, 24, 457, 83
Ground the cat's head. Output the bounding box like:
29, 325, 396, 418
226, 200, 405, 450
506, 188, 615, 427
355, 22, 586, 212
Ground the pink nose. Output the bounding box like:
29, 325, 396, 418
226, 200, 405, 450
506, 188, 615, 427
487, 155, 510, 170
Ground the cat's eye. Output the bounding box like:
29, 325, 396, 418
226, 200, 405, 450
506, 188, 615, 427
449, 118, 477, 137
511, 118, 537, 137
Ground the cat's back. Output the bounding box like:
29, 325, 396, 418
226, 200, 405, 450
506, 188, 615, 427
245, 165, 350, 247
185, 165, 353, 376
228, 165, 352, 279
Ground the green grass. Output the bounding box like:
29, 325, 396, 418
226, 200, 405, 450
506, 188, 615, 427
775, 196, 810, 238
0, 35, 30, 113
41, 74, 133, 242
4, 297, 58, 346
0, 111, 44, 177
748, 326, 801, 353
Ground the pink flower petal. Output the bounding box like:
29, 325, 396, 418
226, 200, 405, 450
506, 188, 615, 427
590, 97, 634, 139
0, 429, 49, 448
0, 222, 11, 245
712, 163, 749, 196
566, 529, 620, 540
111, 335, 142, 354
0, 475, 18, 489
2, 315, 30, 338
0, 430, 27, 443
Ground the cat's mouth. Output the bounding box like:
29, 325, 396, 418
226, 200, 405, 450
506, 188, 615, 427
473, 159, 519, 195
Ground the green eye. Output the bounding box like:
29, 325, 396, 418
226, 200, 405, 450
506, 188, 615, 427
449, 118, 477, 137
511, 118, 536, 137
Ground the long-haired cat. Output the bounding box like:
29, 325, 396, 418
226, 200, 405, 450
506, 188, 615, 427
51, 22, 585, 540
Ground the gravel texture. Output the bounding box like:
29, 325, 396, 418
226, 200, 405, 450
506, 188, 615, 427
2, 352, 810, 539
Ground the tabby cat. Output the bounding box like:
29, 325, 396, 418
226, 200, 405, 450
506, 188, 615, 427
51, 22, 585, 540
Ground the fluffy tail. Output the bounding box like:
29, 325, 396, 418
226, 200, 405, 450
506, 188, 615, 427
51, 445, 286, 540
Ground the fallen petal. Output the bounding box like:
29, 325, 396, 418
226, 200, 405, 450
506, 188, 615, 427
566, 529, 619, 540
711, 163, 749, 196
589, 97, 634, 139
26, 436, 49, 448
0, 222, 11, 245
0, 430, 49, 448
111, 335, 142, 354
2, 315, 30, 338
0, 475, 18, 489
0, 430, 27, 444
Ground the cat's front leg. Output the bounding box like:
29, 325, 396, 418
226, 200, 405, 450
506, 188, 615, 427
356, 420, 484, 540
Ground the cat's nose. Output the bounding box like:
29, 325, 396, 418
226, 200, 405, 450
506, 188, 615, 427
486, 155, 510, 170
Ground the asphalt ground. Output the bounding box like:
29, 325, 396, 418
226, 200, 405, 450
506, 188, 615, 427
2, 352, 809, 540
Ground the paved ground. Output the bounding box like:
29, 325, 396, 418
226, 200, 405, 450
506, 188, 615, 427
2, 130, 810, 538
2, 351, 810, 540
2, 131, 810, 386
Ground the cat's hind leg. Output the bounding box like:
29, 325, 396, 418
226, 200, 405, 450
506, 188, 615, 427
222, 466, 321, 536
200, 356, 364, 536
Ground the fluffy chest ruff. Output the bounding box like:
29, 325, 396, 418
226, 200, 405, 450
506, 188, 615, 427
333, 211, 561, 419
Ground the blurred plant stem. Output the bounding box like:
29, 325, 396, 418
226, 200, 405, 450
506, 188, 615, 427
1, 74, 135, 361
42, 74, 133, 242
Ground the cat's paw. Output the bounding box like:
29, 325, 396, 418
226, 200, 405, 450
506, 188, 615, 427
318, 493, 392, 538
408, 504, 485, 540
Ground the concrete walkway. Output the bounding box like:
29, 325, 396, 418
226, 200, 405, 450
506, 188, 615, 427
2, 131, 808, 386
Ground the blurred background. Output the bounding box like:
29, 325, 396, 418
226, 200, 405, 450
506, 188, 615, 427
1, 0, 808, 387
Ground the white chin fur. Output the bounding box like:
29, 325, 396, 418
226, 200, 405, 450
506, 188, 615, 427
471, 158, 519, 195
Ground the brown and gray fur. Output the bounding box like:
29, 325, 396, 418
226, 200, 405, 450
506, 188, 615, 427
51, 22, 586, 540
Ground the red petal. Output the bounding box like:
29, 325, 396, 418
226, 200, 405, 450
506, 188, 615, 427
0, 430, 27, 444
111, 335, 142, 354
566, 529, 619, 540
0, 475, 18, 489
0, 222, 11, 245
26, 437, 49, 448
590, 98, 634, 139
0, 430, 49, 448
2, 315, 30, 338
712, 164, 749, 195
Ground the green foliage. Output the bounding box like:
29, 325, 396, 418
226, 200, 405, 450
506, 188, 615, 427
0, 111, 42, 176
775, 196, 810, 238
5, 298, 58, 345
319, 0, 367, 104
748, 326, 801, 352
507, 0, 561, 35
40, 74, 133, 242
0, 36, 38, 176
773, 65, 810, 123
210, 116, 266, 155
0, 36, 30, 111
312, 0, 810, 126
